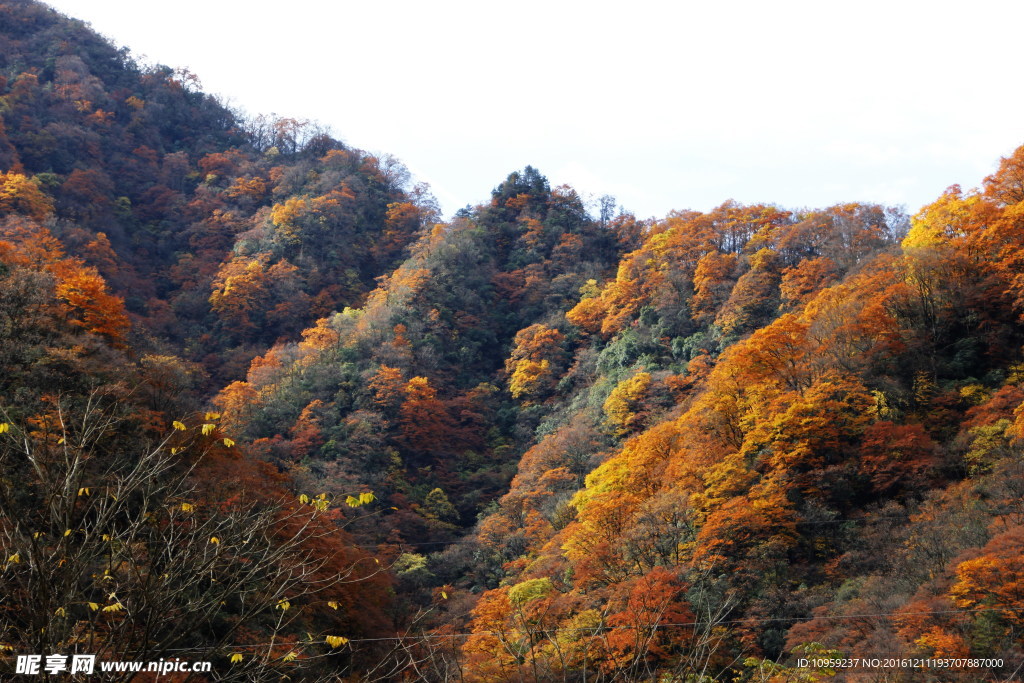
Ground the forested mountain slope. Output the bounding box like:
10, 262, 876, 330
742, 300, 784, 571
224, 147, 1024, 680
0, 0, 435, 386
2, 1, 1024, 680
444, 162, 1024, 680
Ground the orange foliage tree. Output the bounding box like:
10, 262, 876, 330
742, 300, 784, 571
0, 220, 128, 346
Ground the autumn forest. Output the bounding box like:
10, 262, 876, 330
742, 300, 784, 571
1, 1, 1024, 681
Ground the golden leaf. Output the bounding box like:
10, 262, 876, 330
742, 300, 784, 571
6, 552, 19, 564
327, 601, 339, 610
299, 494, 310, 504
54, 607, 66, 617
181, 503, 194, 512
77, 487, 90, 496
276, 599, 291, 611
223, 438, 235, 447
201, 423, 215, 436
88, 602, 100, 611
210, 536, 220, 545
205, 412, 221, 421
0, 423, 9, 434
102, 602, 124, 613
325, 635, 349, 648
172, 421, 187, 431
229, 653, 243, 664
283, 651, 298, 663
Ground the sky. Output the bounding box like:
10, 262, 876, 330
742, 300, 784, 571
43, 0, 1024, 220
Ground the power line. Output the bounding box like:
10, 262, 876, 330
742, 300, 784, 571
330, 604, 1024, 645
79, 604, 1024, 652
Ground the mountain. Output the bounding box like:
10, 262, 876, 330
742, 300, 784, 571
2, 1, 1024, 680
0, 0, 436, 387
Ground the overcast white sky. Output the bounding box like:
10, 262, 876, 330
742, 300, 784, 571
43, 0, 1024, 220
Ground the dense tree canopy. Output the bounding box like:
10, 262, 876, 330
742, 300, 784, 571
2, 1, 1024, 680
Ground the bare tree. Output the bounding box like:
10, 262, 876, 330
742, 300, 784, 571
0, 392, 385, 681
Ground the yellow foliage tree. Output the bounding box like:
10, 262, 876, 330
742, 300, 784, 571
603, 372, 652, 436
0, 171, 53, 221
505, 324, 565, 401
